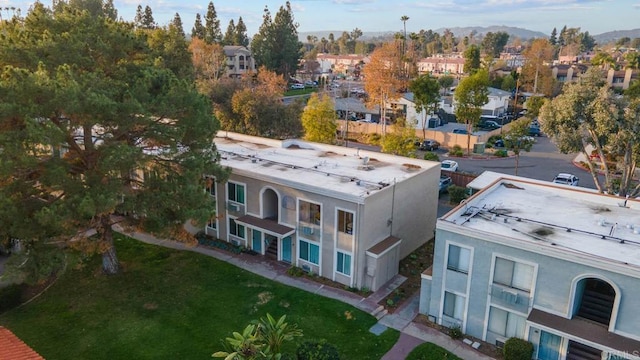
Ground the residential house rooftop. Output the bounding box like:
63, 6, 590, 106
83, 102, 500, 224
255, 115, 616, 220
440, 177, 640, 273
214, 132, 439, 203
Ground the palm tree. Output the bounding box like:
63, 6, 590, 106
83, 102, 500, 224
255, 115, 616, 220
400, 15, 409, 56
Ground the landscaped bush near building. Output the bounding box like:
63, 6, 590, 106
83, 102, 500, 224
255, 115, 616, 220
448, 325, 463, 339
494, 149, 508, 157
503, 337, 534, 360
449, 145, 464, 157
423, 152, 440, 161
448, 185, 468, 205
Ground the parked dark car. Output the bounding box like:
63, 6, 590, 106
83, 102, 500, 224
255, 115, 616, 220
479, 120, 502, 130
494, 139, 505, 148
439, 175, 453, 193
452, 128, 468, 134
419, 139, 440, 151
529, 126, 542, 137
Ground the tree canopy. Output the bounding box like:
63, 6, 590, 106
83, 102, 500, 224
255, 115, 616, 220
211, 68, 303, 139
541, 69, 640, 196
454, 70, 489, 155
0, 0, 226, 275
409, 74, 440, 137
301, 93, 337, 144
251, 2, 302, 77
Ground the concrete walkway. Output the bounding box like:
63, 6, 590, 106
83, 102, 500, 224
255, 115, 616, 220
114, 224, 495, 360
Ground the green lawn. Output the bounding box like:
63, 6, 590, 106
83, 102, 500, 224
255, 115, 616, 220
0, 234, 398, 359
406, 342, 462, 360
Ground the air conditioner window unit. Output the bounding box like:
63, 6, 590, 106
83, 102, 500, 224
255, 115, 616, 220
303, 226, 314, 235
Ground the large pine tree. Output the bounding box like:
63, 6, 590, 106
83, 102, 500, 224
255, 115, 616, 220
191, 13, 205, 39
0, 0, 226, 275
251, 2, 302, 77
204, 1, 221, 44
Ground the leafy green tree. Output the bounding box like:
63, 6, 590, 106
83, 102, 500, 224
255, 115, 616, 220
591, 51, 616, 69
454, 69, 490, 155
481, 31, 509, 58
251, 2, 302, 77
625, 52, 640, 70
191, 13, 205, 39
437, 75, 454, 96
409, 74, 440, 138
146, 21, 194, 81
503, 120, 535, 175
204, 1, 222, 44
380, 121, 417, 157
540, 68, 628, 194
301, 93, 337, 144
501, 74, 516, 92
0, 1, 226, 274
524, 96, 546, 118
219, 67, 303, 138
463, 45, 481, 74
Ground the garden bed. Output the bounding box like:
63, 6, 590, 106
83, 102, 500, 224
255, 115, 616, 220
380, 240, 434, 312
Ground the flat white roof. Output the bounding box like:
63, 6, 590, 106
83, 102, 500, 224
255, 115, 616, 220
442, 177, 640, 270
214, 132, 439, 201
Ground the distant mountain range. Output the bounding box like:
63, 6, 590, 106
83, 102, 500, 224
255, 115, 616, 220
593, 29, 640, 44
299, 26, 640, 44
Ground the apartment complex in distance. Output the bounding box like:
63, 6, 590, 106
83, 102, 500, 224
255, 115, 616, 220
206, 132, 440, 291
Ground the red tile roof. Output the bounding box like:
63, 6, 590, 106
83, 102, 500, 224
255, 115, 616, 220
0, 327, 45, 360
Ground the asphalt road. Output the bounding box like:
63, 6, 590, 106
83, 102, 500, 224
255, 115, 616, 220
347, 135, 601, 190
438, 136, 599, 188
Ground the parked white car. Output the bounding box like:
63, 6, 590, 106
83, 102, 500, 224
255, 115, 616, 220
553, 173, 579, 186
441, 160, 459, 172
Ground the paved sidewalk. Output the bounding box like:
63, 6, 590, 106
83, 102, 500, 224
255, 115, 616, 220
114, 225, 495, 360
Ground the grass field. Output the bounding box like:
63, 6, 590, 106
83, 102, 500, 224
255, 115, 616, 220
406, 342, 463, 360
0, 234, 398, 359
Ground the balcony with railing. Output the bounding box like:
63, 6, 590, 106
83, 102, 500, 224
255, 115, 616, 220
490, 283, 531, 313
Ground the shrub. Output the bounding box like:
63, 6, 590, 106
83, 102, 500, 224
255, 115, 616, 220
494, 149, 508, 157
448, 325, 463, 339
287, 266, 305, 277
448, 185, 468, 205
0, 283, 25, 313
423, 152, 440, 161
449, 145, 464, 157
296, 340, 340, 360
503, 338, 534, 360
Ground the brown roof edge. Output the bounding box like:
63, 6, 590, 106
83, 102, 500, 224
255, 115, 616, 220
0, 327, 45, 360
367, 236, 401, 256
527, 308, 640, 353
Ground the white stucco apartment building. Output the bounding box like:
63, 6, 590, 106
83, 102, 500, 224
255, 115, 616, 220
206, 132, 440, 291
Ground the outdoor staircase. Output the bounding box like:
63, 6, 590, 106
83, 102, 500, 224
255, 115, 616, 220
576, 288, 614, 325
265, 239, 278, 260
566, 341, 602, 360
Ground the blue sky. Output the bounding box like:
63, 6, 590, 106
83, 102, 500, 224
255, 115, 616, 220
3, 0, 639, 36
